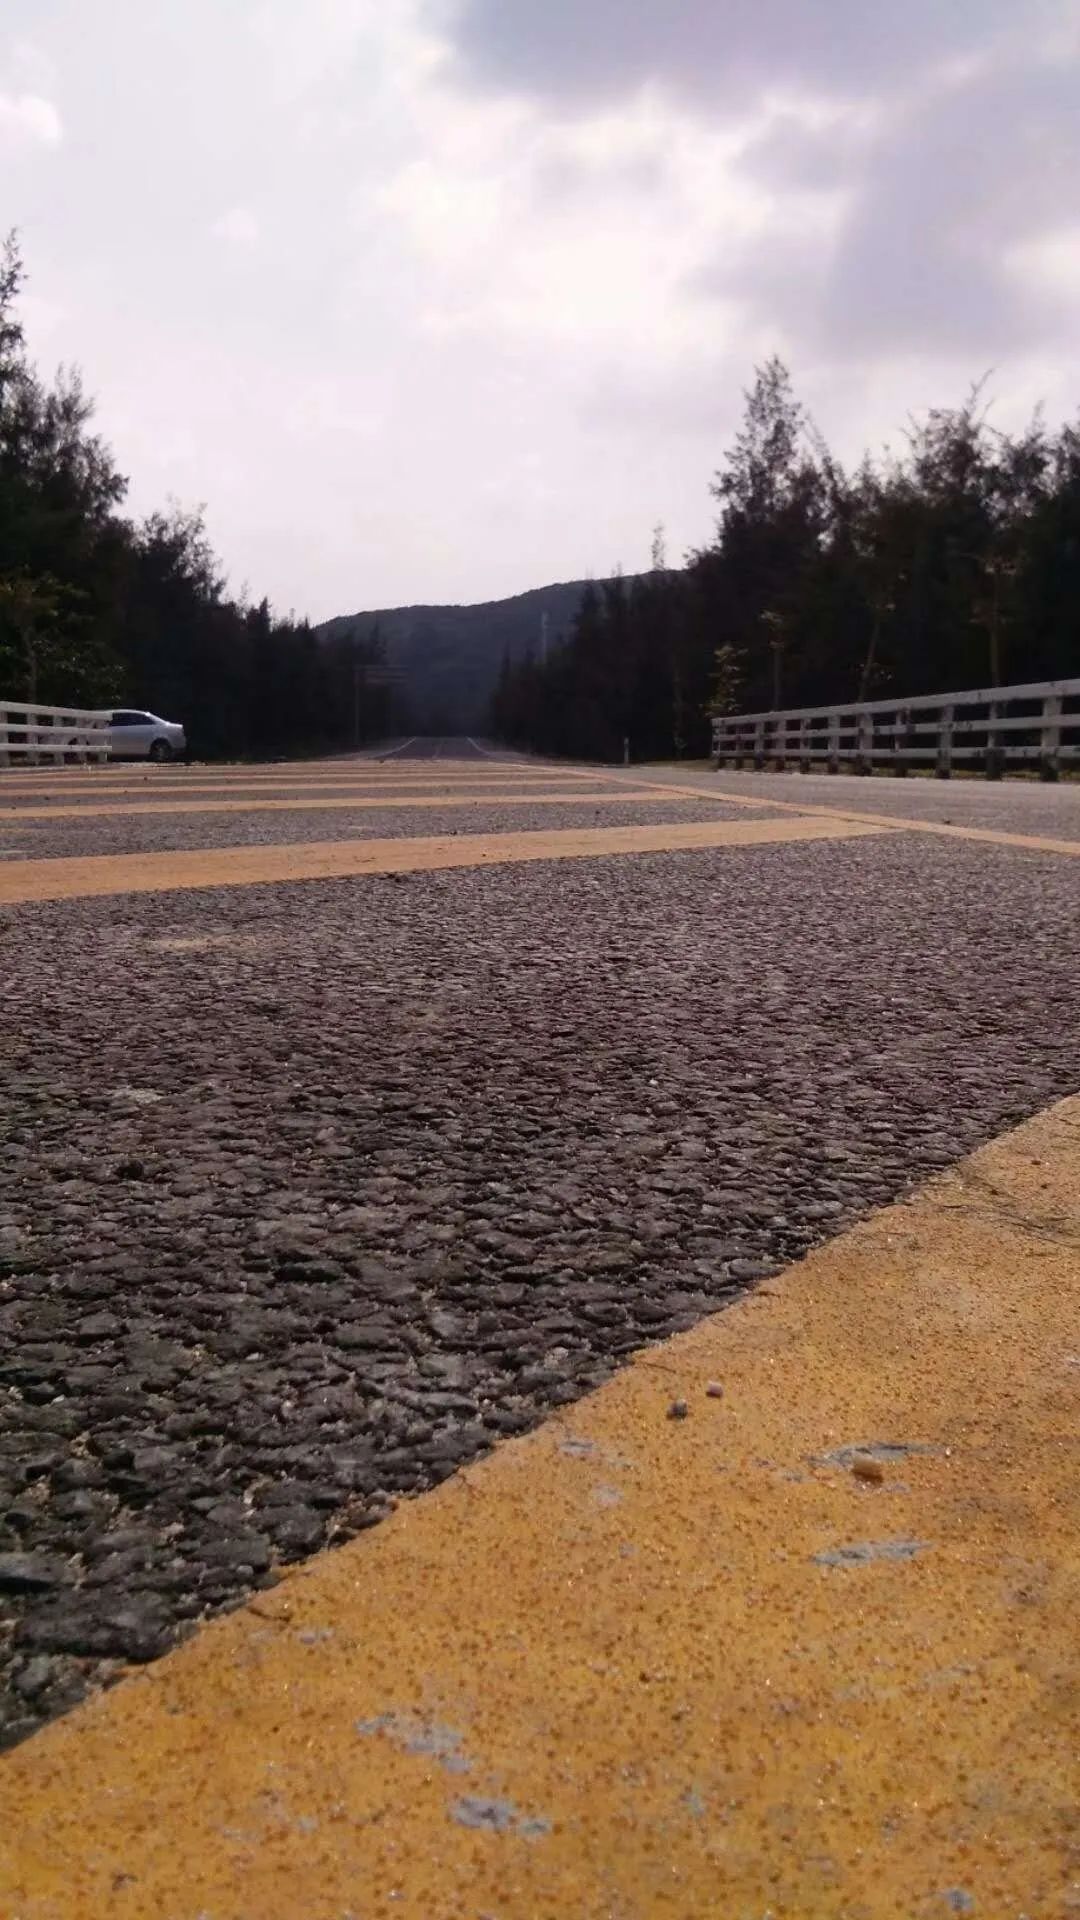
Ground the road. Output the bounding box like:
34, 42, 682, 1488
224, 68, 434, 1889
0, 741, 1077, 1916
373, 735, 495, 760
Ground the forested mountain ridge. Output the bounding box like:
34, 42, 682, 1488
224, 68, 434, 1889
315, 579, 603, 734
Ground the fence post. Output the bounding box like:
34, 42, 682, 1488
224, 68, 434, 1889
985, 702, 1003, 780
895, 706, 911, 776
1040, 694, 1062, 782
936, 704, 953, 779
753, 717, 765, 770
855, 707, 873, 775
798, 716, 810, 773
827, 711, 840, 773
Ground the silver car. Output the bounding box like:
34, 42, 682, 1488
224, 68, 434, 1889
108, 709, 187, 762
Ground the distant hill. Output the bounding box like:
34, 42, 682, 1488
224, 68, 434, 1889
315, 579, 594, 733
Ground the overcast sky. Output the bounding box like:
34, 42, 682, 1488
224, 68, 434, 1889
3, 1, 1078, 619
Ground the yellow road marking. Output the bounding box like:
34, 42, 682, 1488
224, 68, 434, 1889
3, 1098, 1076, 1918
0, 813, 886, 904
0, 790, 730, 823
0, 766, 564, 789
0, 773, 591, 795
7, 759, 1076, 856
605, 769, 1080, 858
0, 782, 603, 802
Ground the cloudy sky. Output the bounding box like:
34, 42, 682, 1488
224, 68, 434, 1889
3, 1, 1078, 618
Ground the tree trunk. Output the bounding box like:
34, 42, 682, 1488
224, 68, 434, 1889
771, 640, 784, 711
24, 623, 37, 704
857, 609, 881, 704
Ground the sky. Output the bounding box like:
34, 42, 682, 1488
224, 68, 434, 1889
3, 0, 1079, 620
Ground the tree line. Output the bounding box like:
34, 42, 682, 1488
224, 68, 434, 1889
0, 233, 392, 757
491, 358, 1080, 761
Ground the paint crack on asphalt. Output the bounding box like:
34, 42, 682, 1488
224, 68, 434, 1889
450, 1796, 551, 1839
812, 1539, 931, 1567
813, 1441, 940, 1469
356, 1712, 472, 1774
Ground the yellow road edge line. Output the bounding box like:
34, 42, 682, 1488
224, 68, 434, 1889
603, 768, 1080, 859
0, 814, 890, 905
3, 1096, 1077, 1919
0, 790, 750, 823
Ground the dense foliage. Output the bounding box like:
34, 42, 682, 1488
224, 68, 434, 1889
317, 580, 590, 736
0, 234, 391, 757
491, 359, 1080, 761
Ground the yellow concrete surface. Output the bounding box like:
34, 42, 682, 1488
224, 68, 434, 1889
3, 1099, 1077, 1920
0, 812, 887, 905
0, 789, 740, 822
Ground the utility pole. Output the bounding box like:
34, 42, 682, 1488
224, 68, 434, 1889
540, 611, 549, 666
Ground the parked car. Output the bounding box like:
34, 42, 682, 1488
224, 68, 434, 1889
107, 710, 187, 762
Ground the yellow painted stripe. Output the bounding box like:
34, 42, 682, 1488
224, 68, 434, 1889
612, 770, 1080, 859
0, 768, 584, 791
3, 1098, 1076, 1918
0, 790, 722, 823
0, 760, 564, 783
0, 813, 887, 905
0, 780, 602, 801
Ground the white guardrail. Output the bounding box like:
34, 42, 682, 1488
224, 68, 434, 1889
712, 677, 1080, 779
0, 700, 110, 767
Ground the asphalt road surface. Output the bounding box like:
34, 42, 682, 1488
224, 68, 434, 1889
376, 736, 495, 760
1, 742, 1077, 1747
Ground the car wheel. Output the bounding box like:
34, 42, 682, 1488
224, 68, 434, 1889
149, 739, 173, 763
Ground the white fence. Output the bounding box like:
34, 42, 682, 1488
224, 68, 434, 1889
0, 700, 110, 767
712, 678, 1080, 779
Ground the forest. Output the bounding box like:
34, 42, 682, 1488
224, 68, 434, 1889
0, 233, 391, 758
5, 225, 1079, 765
491, 359, 1080, 762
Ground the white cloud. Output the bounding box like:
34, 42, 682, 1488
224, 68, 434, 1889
0, 89, 62, 146
211, 206, 260, 246
3, 0, 1078, 620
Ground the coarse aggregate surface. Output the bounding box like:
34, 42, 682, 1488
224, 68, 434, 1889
2, 818, 1078, 1745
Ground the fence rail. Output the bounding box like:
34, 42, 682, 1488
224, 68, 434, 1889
711, 678, 1080, 780
0, 700, 110, 767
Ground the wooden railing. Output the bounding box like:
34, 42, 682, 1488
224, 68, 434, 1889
0, 700, 110, 767
711, 678, 1080, 779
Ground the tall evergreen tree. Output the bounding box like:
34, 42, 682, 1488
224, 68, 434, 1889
492, 358, 1080, 760
0, 234, 386, 756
